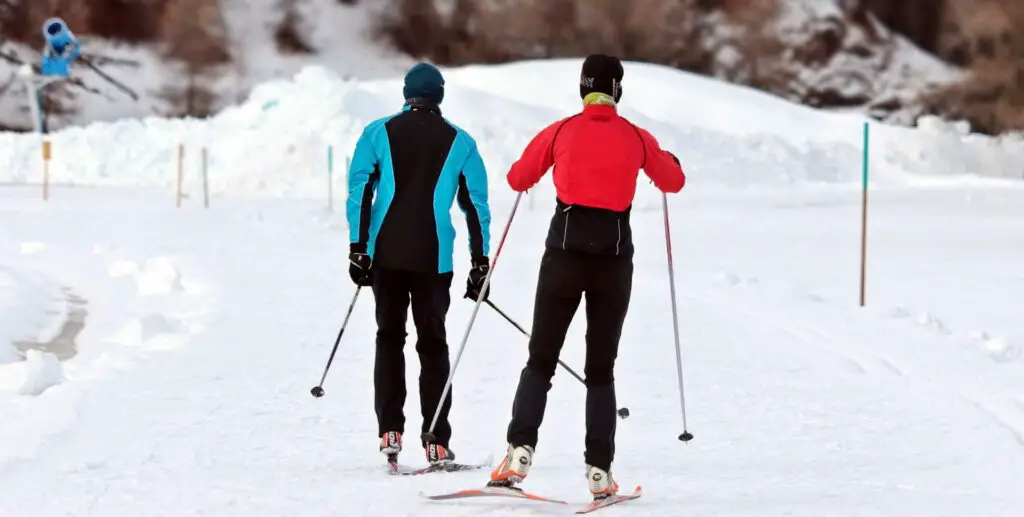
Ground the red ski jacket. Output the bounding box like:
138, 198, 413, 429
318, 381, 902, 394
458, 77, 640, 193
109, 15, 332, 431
506, 104, 685, 257
507, 104, 685, 209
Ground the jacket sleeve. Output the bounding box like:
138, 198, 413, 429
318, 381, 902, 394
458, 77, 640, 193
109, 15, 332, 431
456, 136, 491, 261
637, 127, 686, 193
346, 125, 380, 250
506, 120, 563, 192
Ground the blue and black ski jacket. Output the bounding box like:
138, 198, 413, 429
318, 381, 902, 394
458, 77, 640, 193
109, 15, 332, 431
346, 101, 491, 274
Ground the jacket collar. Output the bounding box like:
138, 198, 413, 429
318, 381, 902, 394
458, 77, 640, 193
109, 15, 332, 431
583, 103, 617, 117
403, 98, 441, 115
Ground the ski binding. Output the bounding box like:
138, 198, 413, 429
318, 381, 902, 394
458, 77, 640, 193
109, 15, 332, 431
575, 486, 642, 513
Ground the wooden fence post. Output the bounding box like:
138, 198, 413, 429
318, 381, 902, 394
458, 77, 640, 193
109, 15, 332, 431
176, 143, 184, 208
41, 139, 51, 201
202, 146, 209, 209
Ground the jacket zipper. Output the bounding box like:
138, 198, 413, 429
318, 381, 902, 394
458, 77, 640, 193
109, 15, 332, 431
562, 205, 571, 250
615, 218, 621, 255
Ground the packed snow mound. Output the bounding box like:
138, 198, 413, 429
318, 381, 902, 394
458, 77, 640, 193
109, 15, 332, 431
0, 60, 1020, 198
0, 267, 67, 365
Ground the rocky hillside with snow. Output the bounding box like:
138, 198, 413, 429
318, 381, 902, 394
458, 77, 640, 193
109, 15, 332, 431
0, 0, 987, 133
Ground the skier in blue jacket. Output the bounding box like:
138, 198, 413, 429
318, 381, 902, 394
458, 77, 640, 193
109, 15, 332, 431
40, 18, 80, 77
346, 62, 492, 468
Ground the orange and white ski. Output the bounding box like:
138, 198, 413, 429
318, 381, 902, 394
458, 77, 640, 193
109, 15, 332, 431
419, 485, 568, 504
575, 486, 642, 514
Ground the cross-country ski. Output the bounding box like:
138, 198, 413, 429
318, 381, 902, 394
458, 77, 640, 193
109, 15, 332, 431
574, 486, 643, 514
419, 485, 568, 504
387, 455, 493, 476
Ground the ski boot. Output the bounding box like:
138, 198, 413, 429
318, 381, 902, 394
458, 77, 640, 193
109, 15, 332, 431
487, 444, 533, 487
425, 443, 456, 466
380, 431, 401, 467
586, 464, 619, 500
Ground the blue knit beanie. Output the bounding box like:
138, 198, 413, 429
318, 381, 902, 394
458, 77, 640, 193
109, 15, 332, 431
403, 62, 444, 104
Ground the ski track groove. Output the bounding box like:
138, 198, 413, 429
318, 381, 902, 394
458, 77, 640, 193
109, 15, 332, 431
962, 397, 1024, 451
692, 278, 1024, 456
690, 287, 905, 378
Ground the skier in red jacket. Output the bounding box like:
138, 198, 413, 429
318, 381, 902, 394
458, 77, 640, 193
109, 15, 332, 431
488, 54, 685, 499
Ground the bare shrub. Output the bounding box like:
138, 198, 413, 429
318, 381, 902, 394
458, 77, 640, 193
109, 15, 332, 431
862, 0, 945, 53
274, 0, 316, 54
715, 0, 798, 97
927, 61, 1024, 133
7, 0, 90, 46
158, 0, 230, 117
0, 0, 164, 45
372, 0, 447, 59
374, 0, 710, 69
88, 0, 166, 43
924, 1, 1024, 134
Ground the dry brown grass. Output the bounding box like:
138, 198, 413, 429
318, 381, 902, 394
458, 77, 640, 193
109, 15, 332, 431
88, 0, 168, 43
0, 0, 162, 45
925, 0, 1024, 133
274, 0, 316, 54
373, 0, 708, 68
0, 0, 89, 44
717, 0, 796, 96
157, 0, 230, 117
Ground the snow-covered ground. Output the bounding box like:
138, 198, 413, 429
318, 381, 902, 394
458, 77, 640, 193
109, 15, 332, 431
1, 59, 1022, 515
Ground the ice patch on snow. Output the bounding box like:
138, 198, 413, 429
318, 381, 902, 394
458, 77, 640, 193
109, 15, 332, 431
18, 350, 65, 396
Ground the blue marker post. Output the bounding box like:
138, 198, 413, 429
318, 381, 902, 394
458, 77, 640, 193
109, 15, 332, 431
327, 145, 334, 210
859, 121, 870, 307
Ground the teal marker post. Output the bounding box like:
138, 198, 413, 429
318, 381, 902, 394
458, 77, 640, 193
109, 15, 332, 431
859, 122, 869, 307
328, 145, 334, 210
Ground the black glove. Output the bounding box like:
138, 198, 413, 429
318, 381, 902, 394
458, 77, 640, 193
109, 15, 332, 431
349, 244, 373, 287
464, 256, 490, 301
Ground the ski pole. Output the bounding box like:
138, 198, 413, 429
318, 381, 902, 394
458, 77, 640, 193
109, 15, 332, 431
485, 299, 630, 419
485, 300, 585, 383
422, 193, 523, 443
310, 285, 362, 398
662, 193, 693, 442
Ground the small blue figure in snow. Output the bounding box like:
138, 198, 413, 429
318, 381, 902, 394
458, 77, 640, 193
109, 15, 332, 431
40, 17, 80, 77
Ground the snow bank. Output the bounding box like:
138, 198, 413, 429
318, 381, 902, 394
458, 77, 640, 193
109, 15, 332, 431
0, 267, 67, 364
18, 350, 65, 395
0, 60, 1020, 198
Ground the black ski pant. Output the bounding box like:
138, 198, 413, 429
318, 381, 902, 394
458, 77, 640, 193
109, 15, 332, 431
506, 248, 633, 471
372, 266, 454, 448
